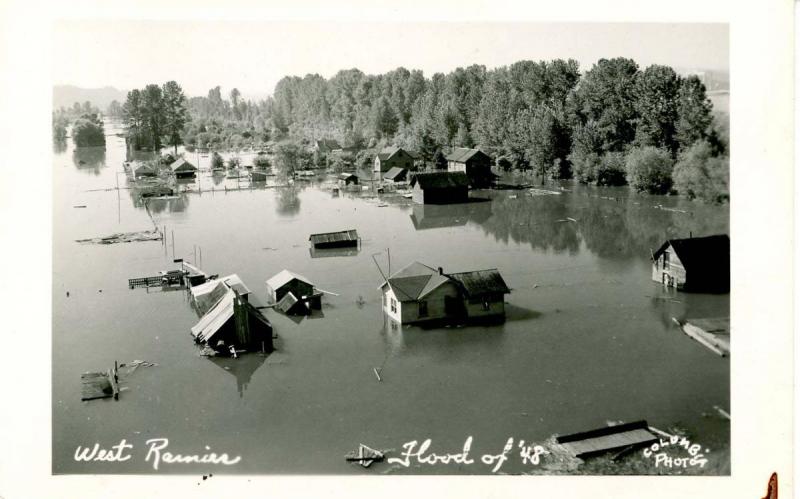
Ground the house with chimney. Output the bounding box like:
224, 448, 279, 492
378, 261, 510, 325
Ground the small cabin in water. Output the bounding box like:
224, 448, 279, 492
338, 172, 359, 186
651, 234, 730, 292
378, 261, 510, 325
170, 158, 198, 179
409, 172, 470, 204
190, 289, 273, 355
266, 269, 322, 315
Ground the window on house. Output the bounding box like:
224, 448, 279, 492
418, 301, 428, 317
663, 251, 670, 269
483, 301, 491, 311
390, 298, 397, 313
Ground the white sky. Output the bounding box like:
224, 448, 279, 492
53, 21, 728, 99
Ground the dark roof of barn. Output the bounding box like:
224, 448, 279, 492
309, 229, 359, 245
410, 171, 470, 189
448, 269, 510, 297
383, 167, 407, 181
376, 146, 401, 161
445, 147, 490, 163
339, 172, 358, 180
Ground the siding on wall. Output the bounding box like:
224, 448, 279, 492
650, 244, 688, 288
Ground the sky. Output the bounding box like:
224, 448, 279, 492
53, 21, 728, 99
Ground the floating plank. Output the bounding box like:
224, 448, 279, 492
555, 420, 657, 459
674, 317, 730, 357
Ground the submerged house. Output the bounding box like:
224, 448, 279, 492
309, 229, 359, 250
374, 146, 415, 173
378, 261, 510, 325
133, 162, 158, 179
265, 269, 322, 315
651, 234, 730, 292
446, 148, 494, 187
170, 158, 198, 179
190, 274, 252, 314
409, 171, 470, 204
383, 167, 408, 184
191, 289, 273, 354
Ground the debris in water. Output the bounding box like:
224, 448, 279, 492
76, 229, 163, 245
73, 205, 87, 208
373, 367, 382, 382
345, 444, 385, 468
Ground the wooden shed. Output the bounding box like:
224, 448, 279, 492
338, 173, 359, 186
265, 269, 322, 314
652, 234, 729, 292
446, 148, 494, 187
133, 162, 158, 179
383, 167, 408, 183
409, 172, 470, 204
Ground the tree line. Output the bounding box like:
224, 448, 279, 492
121, 81, 189, 153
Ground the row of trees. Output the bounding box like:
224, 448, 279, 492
122, 81, 189, 153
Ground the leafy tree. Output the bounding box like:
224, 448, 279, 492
253, 155, 271, 169
122, 89, 144, 149
227, 157, 241, 169
433, 149, 447, 170
274, 141, 304, 176
211, 151, 224, 170
106, 100, 123, 118
595, 151, 627, 186
162, 81, 189, 154
676, 76, 714, 152
633, 65, 681, 154
142, 84, 165, 150
72, 114, 106, 147
625, 146, 674, 194
673, 140, 729, 203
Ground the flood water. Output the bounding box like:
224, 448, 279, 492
53, 122, 729, 475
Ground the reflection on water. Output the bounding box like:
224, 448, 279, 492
410, 201, 492, 230
207, 354, 267, 398
146, 193, 190, 214
53, 137, 67, 154
276, 186, 301, 217
72, 147, 106, 175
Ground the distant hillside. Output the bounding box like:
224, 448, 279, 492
53, 85, 128, 111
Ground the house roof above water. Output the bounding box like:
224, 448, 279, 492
266, 269, 314, 291
410, 171, 470, 189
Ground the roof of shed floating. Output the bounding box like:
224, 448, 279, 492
266, 269, 314, 291
445, 147, 491, 163
410, 171, 470, 189
191, 289, 235, 343
309, 229, 358, 245
170, 158, 197, 172
449, 269, 510, 297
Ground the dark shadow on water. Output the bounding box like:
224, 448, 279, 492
275, 186, 301, 217
72, 146, 106, 175
207, 353, 267, 399
379, 315, 505, 359
504, 303, 542, 322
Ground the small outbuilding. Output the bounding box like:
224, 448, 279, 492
170, 158, 198, 179
446, 147, 494, 187
383, 167, 408, 184
265, 269, 322, 315
374, 146, 415, 173
313, 138, 342, 155
409, 171, 470, 204
338, 173, 359, 186
651, 234, 730, 292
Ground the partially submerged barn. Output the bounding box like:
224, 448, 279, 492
651, 234, 730, 292
374, 146, 415, 173
383, 167, 408, 184
378, 261, 510, 325
266, 269, 322, 315
409, 172, 470, 204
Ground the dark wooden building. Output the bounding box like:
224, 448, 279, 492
446, 147, 494, 187
652, 234, 730, 292
338, 173, 359, 186
409, 171, 470, 204
265, 269, 322, 314
374, 146, 415, 173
